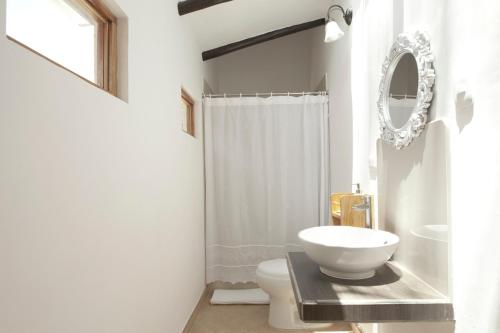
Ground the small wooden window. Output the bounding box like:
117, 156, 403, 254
6, 0, 118, 95
181, 88, 195, 137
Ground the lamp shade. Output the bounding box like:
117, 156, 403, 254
324, 20, 344, 43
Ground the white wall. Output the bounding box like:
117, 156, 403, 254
310, 0, 500, 332
208, 30, 314, 94
377, 120, 450, 295
309, 22, 354, 193
0, 1, 213, 332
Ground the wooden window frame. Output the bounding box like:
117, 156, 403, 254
181, 88, 195, 137
6, 0, 118, 96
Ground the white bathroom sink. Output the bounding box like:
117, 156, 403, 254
298, 226, 400, 280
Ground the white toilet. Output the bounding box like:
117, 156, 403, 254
256, 259, 330, 330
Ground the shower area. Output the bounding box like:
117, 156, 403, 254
203, 91, 330, 284
201, 27, 331, 287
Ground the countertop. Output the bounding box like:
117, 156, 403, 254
287, 252, 454, 323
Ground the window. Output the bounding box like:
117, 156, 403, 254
181, 88, 195, 137
6, 0, 117, 95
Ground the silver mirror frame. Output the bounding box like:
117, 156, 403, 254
377, 31, 435, 149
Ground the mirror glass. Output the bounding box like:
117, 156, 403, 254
387, 53, 418, 129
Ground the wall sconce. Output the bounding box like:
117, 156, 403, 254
324, 5, 353, 43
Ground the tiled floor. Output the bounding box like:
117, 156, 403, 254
186, 289, 352, 333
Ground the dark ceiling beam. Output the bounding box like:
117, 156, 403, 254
202, 18, 326, 61
178, 0, 233, 15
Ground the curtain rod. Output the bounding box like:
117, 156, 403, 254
203, 91, 328, 98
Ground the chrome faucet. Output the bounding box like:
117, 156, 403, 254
352, 195, 372, 228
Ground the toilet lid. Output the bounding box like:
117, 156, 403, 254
257, 259, 290, 280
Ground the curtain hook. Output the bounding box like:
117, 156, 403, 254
240, 92, 242, 98
224, 93, 226, 99
303, 91, 305, 96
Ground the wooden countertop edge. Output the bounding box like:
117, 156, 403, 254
286, 253, 305, 319
300, 302, 455, 322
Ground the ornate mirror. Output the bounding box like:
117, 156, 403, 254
378, 31, 435, 149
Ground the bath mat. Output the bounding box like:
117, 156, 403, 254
210, 288, 270, 305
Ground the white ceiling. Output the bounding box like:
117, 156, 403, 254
180, 0, 335, 52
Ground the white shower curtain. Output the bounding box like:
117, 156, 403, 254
204, 95, 330, 283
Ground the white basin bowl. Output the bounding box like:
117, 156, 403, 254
298, 226, 399, 280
